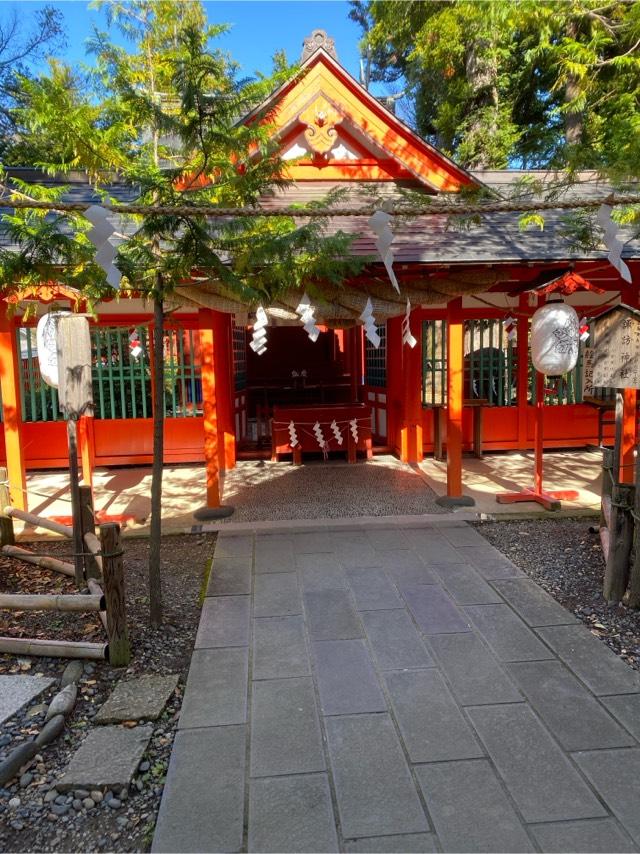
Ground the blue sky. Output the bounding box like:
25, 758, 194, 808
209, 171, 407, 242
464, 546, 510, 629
2, 1, 367, 80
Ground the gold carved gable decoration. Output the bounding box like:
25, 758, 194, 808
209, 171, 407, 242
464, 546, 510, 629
299, 95, 343, 154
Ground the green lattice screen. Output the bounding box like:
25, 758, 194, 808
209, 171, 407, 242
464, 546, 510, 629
365, 323, 387, 387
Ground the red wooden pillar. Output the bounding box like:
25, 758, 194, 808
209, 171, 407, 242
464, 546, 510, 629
403, 314, 423, 464
517, 297, 530, 449
0, 303, 27, 510
199, 309, 222, 508
386, 316, 403, 457
620, 387, 637, 484
78, 415, 95, 490
211, 310, 236, 470
438, 301, 474, 507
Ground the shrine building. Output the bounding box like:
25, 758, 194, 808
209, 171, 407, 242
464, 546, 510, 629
1, 29, 639, 511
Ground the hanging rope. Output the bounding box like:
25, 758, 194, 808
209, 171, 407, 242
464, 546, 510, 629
1, 193, 640, 219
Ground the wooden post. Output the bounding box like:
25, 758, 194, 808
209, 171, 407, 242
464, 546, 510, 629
79, 485, 101, 580
385, 316, 403, 456
211, 311, 236, 470
0, 467, 14, 547
534, 372, 545, 495
99, 522, 130, 667
627, 443, 640, 608
446, 312, 464, 497
403, 320, 423, 464
199, 310, 222, 508
516, 299, 530, 449
67, 418, 85, 587
600, 448, 614, 530
603, 483, 634, 602
620, 387, 637, 484
78, 415, 95, 489
0, 305, 27, 511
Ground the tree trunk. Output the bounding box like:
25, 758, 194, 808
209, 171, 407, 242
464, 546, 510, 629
149, 292, 164, 625
464, 37, 499, 169
564, 20, 583, 147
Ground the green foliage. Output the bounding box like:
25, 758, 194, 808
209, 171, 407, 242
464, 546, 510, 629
1, 0, 362, 306
353, 0, 640, 177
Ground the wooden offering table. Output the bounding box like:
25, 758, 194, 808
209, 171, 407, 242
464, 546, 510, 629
271, 403, 373, 464
432, 399, 490, 460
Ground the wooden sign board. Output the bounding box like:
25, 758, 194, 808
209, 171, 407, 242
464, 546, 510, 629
591, 305, 640, 390
56, 315, 94, 419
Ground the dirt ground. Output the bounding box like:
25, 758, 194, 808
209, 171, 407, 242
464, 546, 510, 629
0, 533, 216, 853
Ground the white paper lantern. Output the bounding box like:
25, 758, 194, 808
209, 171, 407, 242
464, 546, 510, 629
36, 311, 69, 388
531, 301, 580, 375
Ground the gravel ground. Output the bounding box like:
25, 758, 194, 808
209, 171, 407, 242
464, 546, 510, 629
0, 533, 215, 853
221, 457, 446, 521
475, 517, 640, 671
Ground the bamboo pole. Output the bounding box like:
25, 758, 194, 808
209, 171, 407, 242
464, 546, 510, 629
0, 593, 103, 611
0, 637, 107, 659
0, 467, 14, 547
1, 545, 74, 577
3, 506, 73, 538
83, 531, 103, 573
87, 578, 108, 633
100, 522, 130, 666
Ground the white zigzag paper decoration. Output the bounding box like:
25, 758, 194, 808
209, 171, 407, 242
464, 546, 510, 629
368, 209, 400, 293
597, 205, 632, 283
296, 293, 321, 342
312, 421, 326, 449
349, 418, 359, 443
288, 420, 299, 447
360, 298, 381, 349
84, 205, 121, 289
330, 419, 343, 445
402, 299, 417, 348
250, 306, 268, 355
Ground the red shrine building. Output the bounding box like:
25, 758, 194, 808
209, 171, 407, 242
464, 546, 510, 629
1, 29, 639, 511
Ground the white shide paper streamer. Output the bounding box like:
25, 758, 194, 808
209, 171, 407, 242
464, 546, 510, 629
360, 298, 381, 349
368, 210, 400, 293
349, 418, 359, 444
295, 293, 321, 342
288, 420, 299, 447
330, 419, 344, 445
597, 205, 632, 283
84, 205, 121, 289
250, 306, 269, 355
312, 421, 326, 449
402, 299, 417, 348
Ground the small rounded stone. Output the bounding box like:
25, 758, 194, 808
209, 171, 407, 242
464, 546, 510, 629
82, 797, 95, 810
44, 789, 58, 803
72, 799, 82, 811
8, 796, 20, 809
91, 790, 103, 803
19, 773, 33, 788
106, 797, 122, 809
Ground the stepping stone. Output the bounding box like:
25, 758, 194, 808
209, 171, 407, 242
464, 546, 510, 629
94, 675, 179, 723
57, 724, 153, 791
0, 676, 55, 726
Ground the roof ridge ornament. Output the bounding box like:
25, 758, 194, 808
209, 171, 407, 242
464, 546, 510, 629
301, 29, 338, 62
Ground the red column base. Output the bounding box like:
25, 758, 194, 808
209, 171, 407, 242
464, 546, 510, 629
496, 487, 579, 512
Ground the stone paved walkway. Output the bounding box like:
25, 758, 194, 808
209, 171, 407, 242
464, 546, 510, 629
152, 521, 640, 853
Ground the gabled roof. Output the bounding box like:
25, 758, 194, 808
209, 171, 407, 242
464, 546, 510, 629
244, 46, 479, 193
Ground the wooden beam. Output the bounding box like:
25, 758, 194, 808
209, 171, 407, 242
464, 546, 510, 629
0, 305, 27, 510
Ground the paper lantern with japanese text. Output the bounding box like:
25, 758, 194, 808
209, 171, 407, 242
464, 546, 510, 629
531, 302, 580, 375
36, 311, 69, 388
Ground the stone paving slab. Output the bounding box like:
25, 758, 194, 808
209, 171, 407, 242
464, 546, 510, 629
154, 522, 640, 854
344, 834, 438, 853
58, 724, 153, 791
465, 604, 554, 661
402, 585, 472, 634
573, 748, 640, 846
537, 624, 640, 695
195, 595, 250, 649
206, 556, 252, 596
384, 669, 484, 762
430, 562, 503, 605
0, 675, 55, 726
360, 608, 434, 671
601, 693, 640, 741
250, 677, 325, 777
415, 759, 534, 853
178, 648, 248, 729
94, 674, 178, 724
152, 725, 245, 853
426, 632, 523, 705
248, 774, 338, 853
506, 660, 635, 751
325, 713, 429, 839
529, 818, 637, 853
213, 533, 254, 557
345, 567, 403, 610
490, 578, 578, 627
253, 572, 302, 618
312, 639, 387, 716
253, 616, 310, 680
304, 589, 363, 640
467, 704, 607, 823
